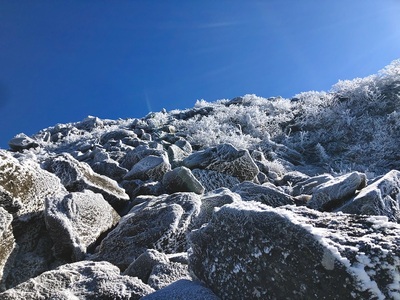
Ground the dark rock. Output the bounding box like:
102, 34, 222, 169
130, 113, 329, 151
276, 171, 310, 186
162, 167, 205, 194
44, 190, 120, 261
142, 279, 220, 300
308, 172, 366, 211
91, 159, 128, 182
124, 154, 171, 181
0, 208, 15, 291
0, 261, 154, 299
148, 261, 191, 290
121, 146, 166, 170
189, 202, 400, 299
0, 151, 65, 218
232, 181, 294, 207
183, 144, 259, 181
43, 153, 129, 213
8, 134, 39, 151
123, 249, 169, 282
94, 193, 201, 270
338, 170, 400, 222
192, 169, 240, 193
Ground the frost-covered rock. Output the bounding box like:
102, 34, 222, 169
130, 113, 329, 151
99, 128, 136, 145
232, 181, 294, 207
124, 154, 171, 181
292, 173, 334, 196
0, 150, 65, 218
0, 207, 15, 290
0, 261, 154, 299
91, 159, 128, 182
183, 143, 259, 181
142, 279, 220, 300
123, 249, 170, 282
43, 153, 129, 212
192, 169, 240, 193
120, 145, 165, 170
189, 202, 400, 299
162, 166, 205, 194
148, 261, 191, 290
338, 170, 400, 222
95, 193, 201, 270
44, 190, 120, 261
308, 172, 366, 211
8, 133, 39, 151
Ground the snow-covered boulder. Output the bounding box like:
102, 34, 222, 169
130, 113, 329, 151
338, 170, 400, 222
162, 166, 205, 194
0, 261, 154, 299
44, 190, 120, 261
8, 133, 39, 151
43, 153, 129, 212
308, 171, 366, 211
292, 173, 334, 196
95, 193, 201, 270
232, 181, 294, 207
183, 143, 259, 181
124, 154, 171, 181
192, 169, 240, 193
148, 261, 191, 290
0, 150, 65, 218
189, 202, 400, 299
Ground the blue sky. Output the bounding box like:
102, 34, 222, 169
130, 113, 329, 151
1, 1, 400, 148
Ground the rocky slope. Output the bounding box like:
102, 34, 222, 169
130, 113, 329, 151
0, 60, 400, 299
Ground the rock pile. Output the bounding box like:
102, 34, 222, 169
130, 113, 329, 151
1, 64, 400, 299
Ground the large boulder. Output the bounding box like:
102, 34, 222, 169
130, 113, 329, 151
44, 190, 120, 261
189, 201, 400, 299
0, 207, 15, 291
0, 261, 154, 300
95, 193, 201, 270
183, 143, 259, 181
162, 166, 205, 194
8, 134, 39, 151
148, 261, 191, 290
338, 170, 400, 222
292, 174, 334, 196
232, 181, 294, 207
192, 169, 240, 193
308, 171, 367, 211
0, 150, 65, 218
43, 153, 129, 213
124, 154, 171, 181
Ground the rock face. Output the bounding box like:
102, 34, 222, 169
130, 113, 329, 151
189, 201, 400, 299
44, 190, 120, 261
0, 261, 154, 299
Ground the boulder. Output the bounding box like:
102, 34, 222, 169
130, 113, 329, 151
44, 190, 120, 261
8, 134, 39, 151
124, 154, 171, 181
123, 249, 169, 282
99, 129, 136, 145
91, 159, 128, 182
192, 169, 240, 193
43, 153, 129, 213
338, 170, 400, 222
189, 202, 400, 299
141, 279, 220, 300
0, 208, 15, 291
308, 172, 366, 211
148, 261, 191, 290
0, 261, 154, 300
0, 151, 65, 218
120, 145, 165, 170
183, 143, 259, 181
292, 173, 334, 196
162, 167, 205, 194
95, 193, 201, 270
232, 181, 294, 207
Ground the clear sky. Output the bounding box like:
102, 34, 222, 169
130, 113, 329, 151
1, 1, 400, 148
